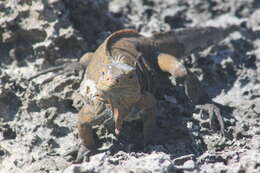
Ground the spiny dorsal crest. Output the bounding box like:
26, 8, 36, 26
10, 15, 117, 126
110, 54, 125, 64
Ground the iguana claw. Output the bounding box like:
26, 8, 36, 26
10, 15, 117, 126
201, 102, 225, 135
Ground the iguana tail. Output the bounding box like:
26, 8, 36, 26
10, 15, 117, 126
151, 25, 239, 58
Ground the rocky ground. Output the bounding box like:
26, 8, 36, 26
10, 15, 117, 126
0, 0, 259, 173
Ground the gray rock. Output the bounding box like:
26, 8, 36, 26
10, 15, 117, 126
0, 0, 260, 173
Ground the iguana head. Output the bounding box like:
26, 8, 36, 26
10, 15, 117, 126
96, 29, 141, 102
96, 62, 141, 105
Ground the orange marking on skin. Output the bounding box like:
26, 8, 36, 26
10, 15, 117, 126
113, 29, 138, 35
113, 107, 123, 135
157, 53, 187, 78
106, 29, 139, 44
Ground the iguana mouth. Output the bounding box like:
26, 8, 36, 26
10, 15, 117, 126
96, 86, 140, 101
100, 83, 137, 90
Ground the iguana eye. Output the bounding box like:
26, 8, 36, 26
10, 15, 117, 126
101, 71, 105, 75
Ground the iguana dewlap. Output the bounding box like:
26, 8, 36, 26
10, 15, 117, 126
76, 26, 237, 161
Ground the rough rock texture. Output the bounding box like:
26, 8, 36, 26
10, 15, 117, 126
0, 0, 259, 173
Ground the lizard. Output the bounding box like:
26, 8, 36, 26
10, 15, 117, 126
29, 26, 238, 162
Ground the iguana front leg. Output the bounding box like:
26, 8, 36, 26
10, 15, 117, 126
157, 53, 225, 134
76, 104, 98, 162
136, 91, 157, 144
111, 91, 157, 144
76, 101, 113, 162
112, 106, 124, 135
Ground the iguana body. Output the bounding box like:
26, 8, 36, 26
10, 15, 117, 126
77, 27, 237, 160
29, 26, 238, 162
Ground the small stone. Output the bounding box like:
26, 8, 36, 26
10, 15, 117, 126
183, 160, 195, 169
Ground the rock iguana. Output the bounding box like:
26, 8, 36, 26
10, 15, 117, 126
29, 26, 238, 162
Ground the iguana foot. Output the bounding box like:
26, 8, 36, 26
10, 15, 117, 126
74, 144, 96, 163
139, 92, 157, 145
200, 102, 225, 135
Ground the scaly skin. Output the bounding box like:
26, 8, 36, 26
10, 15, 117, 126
29, 26, 239, 162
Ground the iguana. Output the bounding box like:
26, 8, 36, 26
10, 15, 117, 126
29, 26, 238, 162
